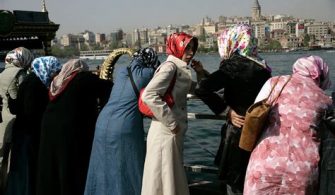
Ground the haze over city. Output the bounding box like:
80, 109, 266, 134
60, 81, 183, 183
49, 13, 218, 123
1, 0, 335, 36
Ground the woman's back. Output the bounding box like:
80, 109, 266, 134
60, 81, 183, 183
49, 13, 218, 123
245, 74, 331, 194
260, 75, 330, 157
220, 54, 271, 115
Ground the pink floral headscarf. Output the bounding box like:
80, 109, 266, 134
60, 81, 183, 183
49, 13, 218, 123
293, 55, 331, 90
5, 47, 34, 68
217, 24, 267, 68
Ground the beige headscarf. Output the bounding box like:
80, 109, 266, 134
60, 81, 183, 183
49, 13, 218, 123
49, 59, 89, 100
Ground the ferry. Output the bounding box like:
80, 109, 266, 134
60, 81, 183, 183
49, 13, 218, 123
79, 50, 114, 60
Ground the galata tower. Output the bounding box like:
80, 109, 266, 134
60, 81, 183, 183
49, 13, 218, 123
252, 0, 261, 21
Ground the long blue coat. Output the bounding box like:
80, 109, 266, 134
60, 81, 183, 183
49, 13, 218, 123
85, 58, 155, 195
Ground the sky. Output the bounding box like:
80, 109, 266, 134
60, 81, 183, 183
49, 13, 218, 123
1, 0, 334, 37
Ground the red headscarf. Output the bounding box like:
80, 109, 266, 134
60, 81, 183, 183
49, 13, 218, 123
166, 32, 198, 59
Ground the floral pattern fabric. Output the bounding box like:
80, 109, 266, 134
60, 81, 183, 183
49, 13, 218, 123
5, 47, 34, 68
217, 24, 267, 69
32, 56, 62, 87
244, 75, 332, 195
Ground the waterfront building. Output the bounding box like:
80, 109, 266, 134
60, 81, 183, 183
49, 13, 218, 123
194, 25, 205, 37
306, 23, 330, 40
203, 24, 218, 35
218, 16, 227, 24
132, 28, 148, 48
279, 35, 300, 48
295, 23, 305, 38
269, 21, 287, 32
251, 21, 266, 38
95, 33, 106, 45
236, 18, 251, 25
205, 37, 216, 49
271, 29, 286, 40
60, 34, 84, 49
286, 22, 297, 35
82, 30, 96, 46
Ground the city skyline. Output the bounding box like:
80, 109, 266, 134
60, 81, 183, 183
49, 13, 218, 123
1, 0, 335, 36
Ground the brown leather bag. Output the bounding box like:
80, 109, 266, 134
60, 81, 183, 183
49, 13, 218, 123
239, 75, 292, 151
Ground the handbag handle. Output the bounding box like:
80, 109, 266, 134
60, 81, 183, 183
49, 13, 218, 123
269, 75, 292, 105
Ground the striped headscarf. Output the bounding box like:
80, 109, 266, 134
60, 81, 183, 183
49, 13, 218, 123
32, 56, 62, 87
293, 55, 331, 90
217, 24, 267, 68
166, 32, 198, 59
5, 47, 34, 68
133, 47, 160, 69
49, 59, 89, 100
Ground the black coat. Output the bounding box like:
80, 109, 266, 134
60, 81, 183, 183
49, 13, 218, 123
194, 54, 271, 193
6, 73, 49, 195
37, 72, 112, 195
195, 54, 271, 116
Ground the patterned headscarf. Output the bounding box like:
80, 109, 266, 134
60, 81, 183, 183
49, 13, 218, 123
32, 56, 62, 87
133, 47, 160, 69
49, 59, 89, 100
293, 55, 331, 90
166, 32, 198, 59
217, 24, 267, 68
5, 47, 34, 68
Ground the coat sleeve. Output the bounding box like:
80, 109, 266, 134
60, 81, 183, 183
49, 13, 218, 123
194, 70, 228, 115
141, 62, 178, 130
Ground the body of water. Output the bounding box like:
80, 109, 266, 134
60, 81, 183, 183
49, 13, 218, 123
1, 50, 335, 167
92, 50, 335, 167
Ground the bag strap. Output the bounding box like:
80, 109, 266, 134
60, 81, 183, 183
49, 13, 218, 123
127, 66, 139, 98
266, 76, 281, 100
127, 61, 177, 98
269, 75, 292, 105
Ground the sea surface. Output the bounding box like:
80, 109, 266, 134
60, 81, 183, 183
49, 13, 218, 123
1, 50, 335, 167
86, 50, 335, 167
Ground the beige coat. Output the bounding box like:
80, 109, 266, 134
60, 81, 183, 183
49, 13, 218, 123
141, 55, 192, 195
0, 64, 25, 148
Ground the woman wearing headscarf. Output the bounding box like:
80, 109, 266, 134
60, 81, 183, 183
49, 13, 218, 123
84, 48, 159, 195
244, 56, 332, 195
5, 56, 62, 195
140, 32, 204, 195
0, 47, 33, 193
37, 59, 112, 195
194, 24, 272, 194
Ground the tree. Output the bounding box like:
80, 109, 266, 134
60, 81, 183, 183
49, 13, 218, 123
51, 45, 79, 58
268, 40, 282, 49
303, 34, 310, 47
259, 39, 282, 50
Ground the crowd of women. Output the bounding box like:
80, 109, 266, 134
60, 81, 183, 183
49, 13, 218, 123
0, 24, 334, 195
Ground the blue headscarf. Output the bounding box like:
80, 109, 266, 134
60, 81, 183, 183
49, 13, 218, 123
133, 47, 160, 69
32, 56, 62, 87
